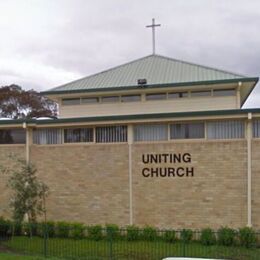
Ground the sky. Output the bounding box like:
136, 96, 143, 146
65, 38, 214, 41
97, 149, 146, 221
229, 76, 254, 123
0, 0, 260, 107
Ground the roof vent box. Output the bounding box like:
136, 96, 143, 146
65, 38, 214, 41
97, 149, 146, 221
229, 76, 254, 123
137, 79, 147, 85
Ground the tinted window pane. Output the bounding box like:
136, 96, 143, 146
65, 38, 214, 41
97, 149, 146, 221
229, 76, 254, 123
191, 91, 211, 97
170, 123, 204, 139
121, 95, 141, 102
64, 128, 93, 143
81, 97, 99, 104
33, 128, 62, 144
207, 121, 244, 139
0, 129, 26, 144
96, 126, 127, 143
134, 124, 168, 141
146, 93, 167, 101
168, 92, 188, 99
253, 120, 260, 138
101, 96, 119, 103
62, 98, 80, 105
213, 89, 236, 96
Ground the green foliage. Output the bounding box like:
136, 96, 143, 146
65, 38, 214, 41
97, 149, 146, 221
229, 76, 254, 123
87, 225, 103, 241
46, 221, 55, 238
0, 217, 11, 237
162, 230, 176, 243
12, 222, 22, 236
71, 223, 85, 239
0, 84, 57, 119
1, 157, 49, 224
218, 227, 236, 246
200, 228, 216, 245
238, 227, 257, 248
56, 222, 70, 238
126, 225, 140, 241
23, 222, 38, 237
180, 229, 193, 242
105, 224, 120, 240
35, 222, 45, 237
26, 221, 55, 238
0, 218, 259, 250
142, 226, 158, 241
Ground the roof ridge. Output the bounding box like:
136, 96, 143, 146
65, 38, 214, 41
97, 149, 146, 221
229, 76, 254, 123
153, 53, 245, 77
51, 54, 154, 91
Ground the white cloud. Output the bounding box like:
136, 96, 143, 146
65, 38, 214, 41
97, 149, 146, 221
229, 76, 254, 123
0, 0, 259, 106
0, 57, 81, 90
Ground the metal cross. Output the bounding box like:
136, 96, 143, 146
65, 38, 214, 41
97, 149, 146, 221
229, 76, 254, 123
146, 18, 161, 54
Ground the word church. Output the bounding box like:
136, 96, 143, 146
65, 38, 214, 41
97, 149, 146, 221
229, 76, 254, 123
0, 51, 260, 229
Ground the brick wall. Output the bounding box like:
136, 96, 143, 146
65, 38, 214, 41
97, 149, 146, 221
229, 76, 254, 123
0, 140, 259, 229
30, 144, 130, 226
132, 141, 248, 229
0, 145, 26, 218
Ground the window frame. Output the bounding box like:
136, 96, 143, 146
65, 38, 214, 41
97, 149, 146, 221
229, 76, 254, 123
169, 122, 205, 140
133, 123, 169, 142
33, 128, 63, 145
62, 98, 81, 106
101, 96, 120, 103
81, 97, 99, 104
206, 120, 245, 140
95, 125, 128, 143
146, 93, 167, 101
190, 90, 212, 98
213, 88, 236, 97
121, 94, 141, 102
0, 128, 26, 145
63, 127, 94, 143
168, 92, 189, 99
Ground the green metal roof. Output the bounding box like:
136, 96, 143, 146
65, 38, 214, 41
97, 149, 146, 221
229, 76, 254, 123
1, 108, 260, 126
45, 54, 249, 94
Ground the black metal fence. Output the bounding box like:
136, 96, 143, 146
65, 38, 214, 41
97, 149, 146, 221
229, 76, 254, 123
0, 223, 259, 259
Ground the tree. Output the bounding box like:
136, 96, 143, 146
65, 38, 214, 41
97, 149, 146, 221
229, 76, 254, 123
1, 157, 49, 223
0, 84, 57, 119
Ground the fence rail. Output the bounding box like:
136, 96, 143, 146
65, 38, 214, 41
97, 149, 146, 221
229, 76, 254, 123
0, 223, 259, 259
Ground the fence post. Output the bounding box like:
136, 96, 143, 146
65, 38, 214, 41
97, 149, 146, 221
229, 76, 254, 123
108, 228, 113, 260
182, 235, 186, 257
43, 222, 47, 258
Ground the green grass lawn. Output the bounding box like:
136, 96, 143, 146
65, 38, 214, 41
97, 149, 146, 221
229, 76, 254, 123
1, 237, 259, 260
0, 252, 63, 259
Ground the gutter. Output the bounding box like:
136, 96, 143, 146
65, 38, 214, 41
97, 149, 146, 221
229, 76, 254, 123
41, 77, 259, 96
1, 108, 260, 126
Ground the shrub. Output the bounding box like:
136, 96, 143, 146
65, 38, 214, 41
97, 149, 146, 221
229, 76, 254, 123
36, 222, 44, 237
36, 221, 55, 238
218, 227, 236, 246
142, 226, 158, 241
238, 227, 257, 248
87, 225, 103, 241
180, 229, 193, 242
46, 221, 55, 238
200, 228, 216, 245
126, 225, 140, 241
162, 230, 176, 243
106, 224, 120, 240
0, 217, 10, 238
71, 223, 85, 239
23, 222, 38, 237
56, 221, 70, 238
12, 222, 22, 236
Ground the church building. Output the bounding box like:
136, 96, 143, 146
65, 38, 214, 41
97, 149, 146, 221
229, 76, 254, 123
0, 54, 260, 229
